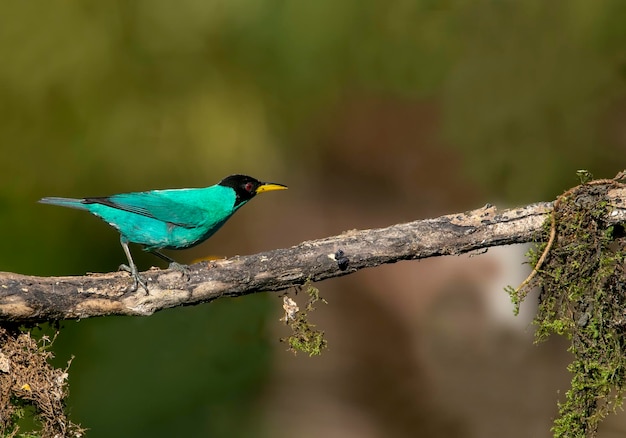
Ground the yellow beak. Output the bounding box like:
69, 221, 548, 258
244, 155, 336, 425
256, 182, 288, 194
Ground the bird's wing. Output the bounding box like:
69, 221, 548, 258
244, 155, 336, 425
84, 191, 206, 229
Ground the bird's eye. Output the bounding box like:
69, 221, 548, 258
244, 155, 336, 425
244, 182, 255, 192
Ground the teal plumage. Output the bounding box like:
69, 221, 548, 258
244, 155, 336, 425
40, 174, 287, 292
43, 186, 237, 249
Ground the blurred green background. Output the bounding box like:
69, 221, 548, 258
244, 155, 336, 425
1, 1, 625, 437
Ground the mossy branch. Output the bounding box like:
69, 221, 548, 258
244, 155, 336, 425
1, 185, 626, 323
509, 172, 626, 438
514, 175, 623, 296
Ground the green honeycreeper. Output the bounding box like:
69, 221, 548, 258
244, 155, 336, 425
39, 174, 287, 292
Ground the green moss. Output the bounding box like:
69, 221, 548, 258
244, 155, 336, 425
281, 281, 328, 357
510, 177, 626, 437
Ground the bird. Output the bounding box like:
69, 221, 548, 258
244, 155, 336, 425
39, 174, 287, 293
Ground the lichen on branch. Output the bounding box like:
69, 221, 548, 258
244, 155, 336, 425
0, 327, 84, 437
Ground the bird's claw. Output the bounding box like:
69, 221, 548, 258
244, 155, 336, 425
119, 264, 149, 294
168, 262, 191, 280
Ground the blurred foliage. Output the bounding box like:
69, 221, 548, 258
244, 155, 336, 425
0, 0, 624, 436
51, 294, 272, 438
443, 0, 626, 202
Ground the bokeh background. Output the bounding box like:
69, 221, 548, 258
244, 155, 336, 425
1, 1, 626, 437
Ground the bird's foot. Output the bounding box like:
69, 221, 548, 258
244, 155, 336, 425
119, 264, 149, 294
168, 262, 191, 280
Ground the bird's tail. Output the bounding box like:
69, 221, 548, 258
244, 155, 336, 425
39, 197, 88, 210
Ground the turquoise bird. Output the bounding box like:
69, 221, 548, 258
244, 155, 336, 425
40, 174, 287, 292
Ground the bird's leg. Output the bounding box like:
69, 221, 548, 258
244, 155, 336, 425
148, 249, 175, 264
148, 249, 191, 279
119, 238, 148, 293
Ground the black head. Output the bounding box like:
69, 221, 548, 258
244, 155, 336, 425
218, 174, 287, 207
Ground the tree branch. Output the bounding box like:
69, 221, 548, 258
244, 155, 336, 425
3, 185, 626, 322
